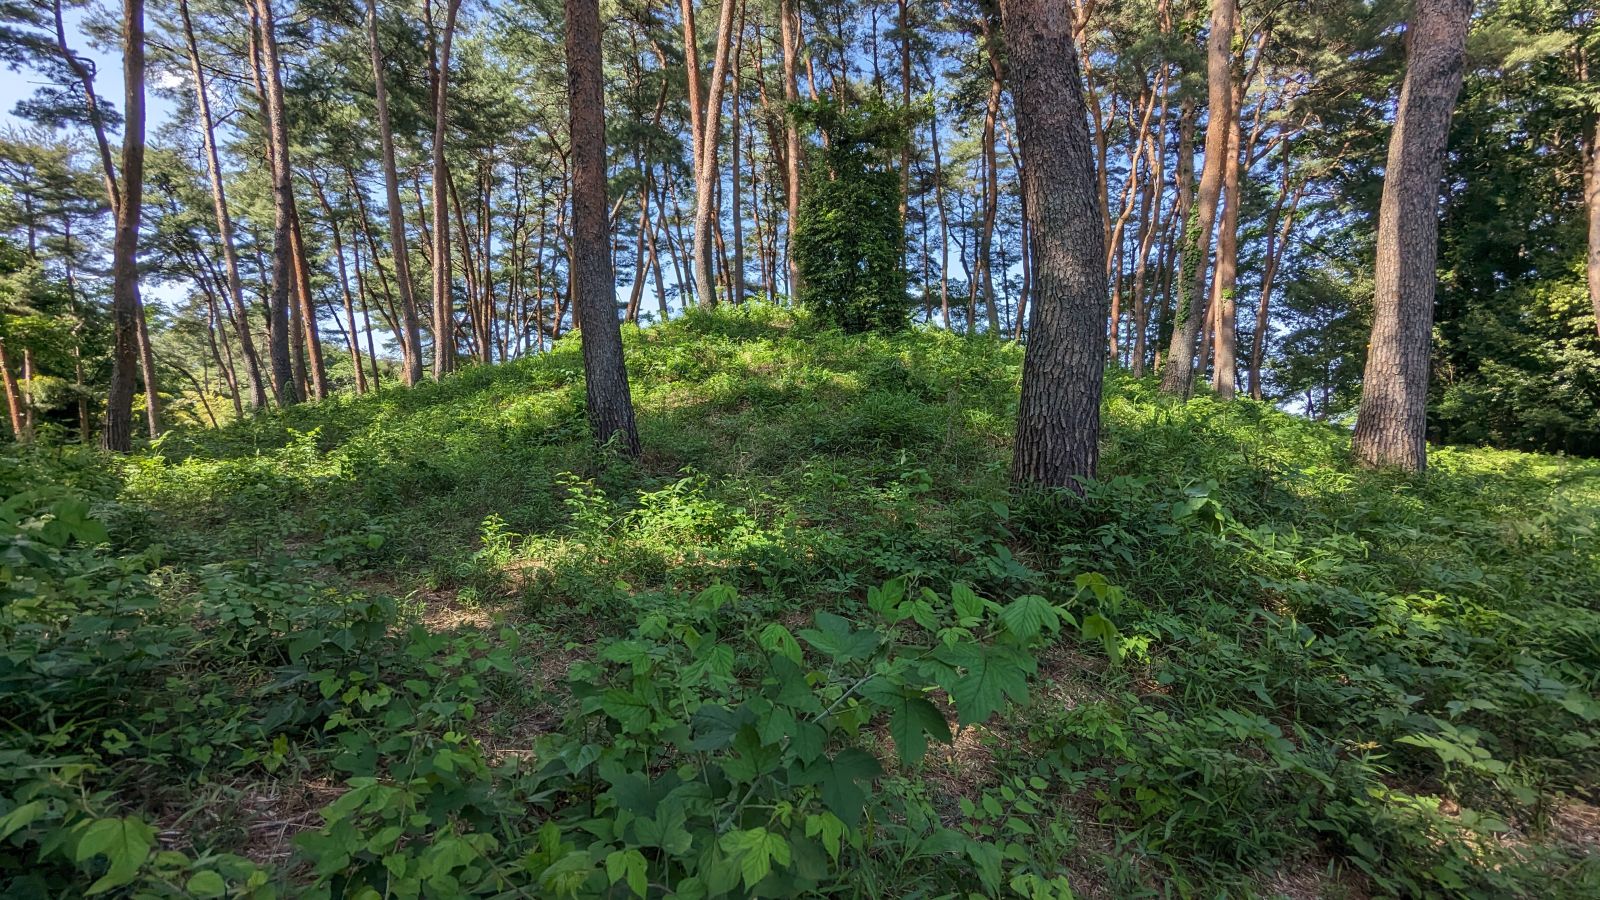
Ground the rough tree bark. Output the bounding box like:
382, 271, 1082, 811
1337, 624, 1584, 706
1003, 0, 1109, 491
103, 0, 146, 451
249, 0, 301, 405
1210, 87, 1244, 399
1159, 0, 1235, 397
1351, 0, 1471, 471
567, 0, 641, 455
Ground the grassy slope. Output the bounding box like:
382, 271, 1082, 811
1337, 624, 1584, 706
8, 306, 1600, 897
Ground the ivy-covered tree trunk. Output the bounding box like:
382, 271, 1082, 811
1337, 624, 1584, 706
103, 0, 145, 452
566, 0, 640, 456
1587, 116, 1600, 340
1159, 0, 1235, 398
1351, 0, 1471, 472
1003, 0, 1108, 491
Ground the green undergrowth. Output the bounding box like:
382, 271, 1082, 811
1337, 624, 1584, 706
4, 305, 1600, 898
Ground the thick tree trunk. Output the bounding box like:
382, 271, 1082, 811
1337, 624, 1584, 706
366, 0, 425, 385
691, 0, 740, 307
428, 0, 464, 377
1351, 0, 1471, 471
1159, 0, 1235, 397
103, 0, 146, 451
567, 0, 640, 455
1003, 0, 1108, 491
180, 0, 268, 409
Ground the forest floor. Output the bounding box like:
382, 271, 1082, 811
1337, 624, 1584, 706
6, 305, 1600, 898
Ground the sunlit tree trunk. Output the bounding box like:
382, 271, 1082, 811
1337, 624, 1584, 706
103, 0, 146, 451
0, 337, 25, 442
1210, 91, 1244, 399
691, 0, 740, 307
1160, 0, 1235, 397
1352, 0, 1471, 471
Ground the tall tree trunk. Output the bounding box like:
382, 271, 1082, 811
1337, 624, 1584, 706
249, 0, 301, 405
978, 18, 1003, 332
729, 5, 747, 304
179, 0, 268, 409
366, 0, 425, 385
1210, 92, 1244, 399
0, 337, 25, 442
691, 0, 739, 307
1159, 0, 1235, 397
1587, 116, 1600, 339
427, 0, 464, 377
103, 0, 146, 451
898, 0, 912, 268
778, 0, 803, 299
1004, 0, 1108, 491
288, 206, 329, 399
567, 0, 641, 454
1351, 0, 1471, 472
931, 105, 952, 329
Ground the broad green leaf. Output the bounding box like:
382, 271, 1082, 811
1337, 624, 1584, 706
799, 612, 879, 662
998, 595, 1062, 640
600, 689, 653, 733
184, 871, 227, 898
720, 827, 791, 889
951, 583, 985, 622
938, 644, 1032, 726
861, 677, 951, 766
76, 817, 154, 894
605, 848, 649, 898
0, 800, 45, 841
758, 623, 803, 663
1080, 613, 1120, 664
805, 811, 846, 862
796, 748, 883, 826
